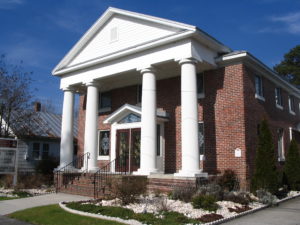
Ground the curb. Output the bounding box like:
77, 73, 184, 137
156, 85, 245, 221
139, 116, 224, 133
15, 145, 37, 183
59, 202, 143, 225
204, 193, 300, 225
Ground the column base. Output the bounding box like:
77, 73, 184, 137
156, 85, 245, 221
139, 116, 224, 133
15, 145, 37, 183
174, 169, 208, 178
133, 168, 158, 176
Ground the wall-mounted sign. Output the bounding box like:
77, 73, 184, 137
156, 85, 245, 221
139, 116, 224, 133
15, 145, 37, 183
235, 148, 242, 158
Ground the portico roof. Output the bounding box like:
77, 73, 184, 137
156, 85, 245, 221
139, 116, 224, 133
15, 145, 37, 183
103, 104, 169, 124
52, 7, 231, 77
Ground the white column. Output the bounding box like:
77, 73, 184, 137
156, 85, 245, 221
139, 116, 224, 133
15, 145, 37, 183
59, 87, 75, 169
175, 58, 202, 177
84, 81, 99, 171
134, 67, 158, 175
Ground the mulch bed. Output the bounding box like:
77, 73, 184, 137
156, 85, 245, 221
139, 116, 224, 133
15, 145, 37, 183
198, 213, 224, 223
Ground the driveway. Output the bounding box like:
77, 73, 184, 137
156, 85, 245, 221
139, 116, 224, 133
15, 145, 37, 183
0, 193, 91, 215
222, 197, 300, 225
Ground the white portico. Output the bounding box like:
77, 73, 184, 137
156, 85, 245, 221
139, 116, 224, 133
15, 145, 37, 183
53, 7, 230, 177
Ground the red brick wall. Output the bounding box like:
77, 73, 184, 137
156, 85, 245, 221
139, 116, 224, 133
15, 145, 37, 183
76, 63, 300, 188
243, 64, 300, 187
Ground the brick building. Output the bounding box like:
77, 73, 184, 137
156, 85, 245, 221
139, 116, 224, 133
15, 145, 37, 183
53, 8, 300, 189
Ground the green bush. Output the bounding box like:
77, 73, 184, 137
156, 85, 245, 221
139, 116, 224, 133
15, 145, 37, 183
284, 139, 300, 191
251, 119, 278, 194
12, 190, 32, 198
35, 157, 59, 175
192, 194, 218, 212
218, 169, 239, 191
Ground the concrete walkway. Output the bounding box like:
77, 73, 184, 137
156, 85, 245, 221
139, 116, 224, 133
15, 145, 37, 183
223, 197, 300, 225
0, 193, 91, 215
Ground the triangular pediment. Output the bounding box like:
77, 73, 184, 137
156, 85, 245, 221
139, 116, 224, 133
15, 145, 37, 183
52, 7, 196, 75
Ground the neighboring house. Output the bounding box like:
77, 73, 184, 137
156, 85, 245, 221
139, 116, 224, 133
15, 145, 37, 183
0, 102, 78, 172
52, 8, 300, 189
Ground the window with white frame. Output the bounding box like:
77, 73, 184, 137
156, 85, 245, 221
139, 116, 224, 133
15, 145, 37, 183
98, 130, 110, 156
32, 143, 40, 160
197, 73, 204, 98
255, 75, 264, 100
275, 87, 283, 108
277, 128, 284, 161
42, 143, 49, 159
99, 92, 111, 112
198, 122, 205, 157
288, 95, 295, 114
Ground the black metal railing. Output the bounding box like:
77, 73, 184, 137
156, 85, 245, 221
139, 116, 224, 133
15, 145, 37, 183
55, 152, 90, 193
94, 156, 128, 198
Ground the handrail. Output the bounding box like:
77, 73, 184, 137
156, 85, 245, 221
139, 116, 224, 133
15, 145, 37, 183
55, 152, 90, 193
93, 154, 128, 198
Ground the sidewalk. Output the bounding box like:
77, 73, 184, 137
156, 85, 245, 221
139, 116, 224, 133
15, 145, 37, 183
0, 193, 91, 215
223, 197, 300, 225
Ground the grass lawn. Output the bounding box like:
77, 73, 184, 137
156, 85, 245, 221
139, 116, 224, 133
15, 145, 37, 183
9, 204, 124, 225
0, 196, 19, 201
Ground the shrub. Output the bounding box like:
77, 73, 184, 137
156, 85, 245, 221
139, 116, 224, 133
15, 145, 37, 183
109, 176, 147, 205
192, 194, 218, 212
256, 189, 278, 205
12, 190, 32, 198
170, 185, 197, 202
197, 183, 223, 201
284, 139, 300, 191
223, 191, 250, 205
251, 119, 278, 194
218, 169, 239, 191
35, 157, 59, 175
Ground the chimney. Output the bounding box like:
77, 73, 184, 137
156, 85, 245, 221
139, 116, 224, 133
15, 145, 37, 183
34, 102, 41, 112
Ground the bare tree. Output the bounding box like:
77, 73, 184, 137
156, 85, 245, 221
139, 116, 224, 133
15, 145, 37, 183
0, 54, 36, 137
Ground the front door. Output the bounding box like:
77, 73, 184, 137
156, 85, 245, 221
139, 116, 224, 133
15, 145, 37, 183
116, 128, 141, 173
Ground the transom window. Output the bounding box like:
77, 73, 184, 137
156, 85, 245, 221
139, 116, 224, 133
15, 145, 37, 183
275, 87, 283, 107
255, 75, 264, 100
118, 113, 141, 124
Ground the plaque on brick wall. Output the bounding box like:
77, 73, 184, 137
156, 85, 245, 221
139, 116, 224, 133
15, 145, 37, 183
235, 148, 241, 157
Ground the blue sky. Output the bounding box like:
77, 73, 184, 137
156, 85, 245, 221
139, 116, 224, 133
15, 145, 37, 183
0, 0, 299, 113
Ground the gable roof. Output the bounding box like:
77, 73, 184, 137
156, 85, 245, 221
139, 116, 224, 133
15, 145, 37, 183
103, 103, 168, 124
52, 7, 230, 76
2, 111, 78, 139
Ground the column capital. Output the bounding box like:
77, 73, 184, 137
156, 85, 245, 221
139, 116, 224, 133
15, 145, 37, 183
62, 86, 76, 92
85, 80, 99, 87
139, 67, 156, 75
178, 58, 198, 66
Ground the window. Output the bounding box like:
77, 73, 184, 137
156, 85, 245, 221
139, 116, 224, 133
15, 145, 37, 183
32, 143, 40, 160
255, 75, 264, 100
289, 95, 295, 114
99, 92, 111, 112
118, 113, 141, 123
137, 85, 142, 104
42, 143, 49, 159
157, 124, 161, 156
197, 73, 204, 98
275, 87, 283, 109
277, 128, 284, 161
198, 122, 205, 157
98, 130, 110, 156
